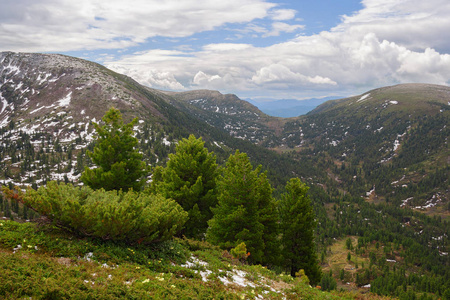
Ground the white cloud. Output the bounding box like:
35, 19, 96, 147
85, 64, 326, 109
263, 22, 305, 37
269, 9, 297, 21
111, 64, 186, 90
0, 0, 275, 52
193, 71, 221, 85
336, 0, 450, 52
251, 64, 336, 87
107, 26, 450, 98
2, 0, 449, 99
202, 44, 253, 52
397, 48, 450, 83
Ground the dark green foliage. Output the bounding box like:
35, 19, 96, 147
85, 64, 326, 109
149, 135, 218, 238
207, 150, 279, 266
279, 178, 321, 284
321, 194, 450, 298
370, 269, 449, 299
0, 60, 448, 300
345, 237, 353, 250
81, 107, 147, 191
319, 272, 337, 291
13, 181, 187, 244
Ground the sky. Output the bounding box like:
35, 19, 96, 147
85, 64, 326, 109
1, 0, 450, 101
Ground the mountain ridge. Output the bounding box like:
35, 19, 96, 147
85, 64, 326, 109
0, 52, 448, 215
0, 51, 307, 190
1, 52, 449, 299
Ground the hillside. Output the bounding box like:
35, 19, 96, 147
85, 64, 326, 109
160, 89, 285, 144
3, 52, 445, 214
0, 52, 306, 190
0, 52, 449, 299
274, 84, 449, 217
0, 219, 387, 299
159, 81, 450, 216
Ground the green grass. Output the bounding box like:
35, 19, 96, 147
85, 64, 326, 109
0, 219, 387, 300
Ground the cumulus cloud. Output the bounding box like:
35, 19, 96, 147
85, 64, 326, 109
263, 22, 305, 37
2, 0, 449, 99
0, 0, 275, 52
269, 9, 297, 21
193, 71, 221, 85
251, 64, 336, 87
110, 64, 185, 91
336, 0, 450, 52
107, 24, 450, 98
202, 43, 253, 52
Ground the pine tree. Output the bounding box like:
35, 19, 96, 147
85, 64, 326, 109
81, 107, 147, 191
279, 178, 321, 284
207, 150, 279, 265
150, 135, 218, 238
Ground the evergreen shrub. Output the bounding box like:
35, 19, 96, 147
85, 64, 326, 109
6, 182, 187, 244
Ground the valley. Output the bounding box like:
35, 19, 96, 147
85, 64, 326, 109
0, 52, 449, 299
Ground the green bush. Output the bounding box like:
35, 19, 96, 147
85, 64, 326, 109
17, 182, 187, 244
230, 242, 249, 261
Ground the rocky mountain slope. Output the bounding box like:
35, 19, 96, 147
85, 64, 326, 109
168, 81, 449, 214
0, 52, 301, 190
0, 51, 180, 186
281, 84, 449, 216
1, 52, 448, 215
158, 89, 285, 144
1, 52, 448, 298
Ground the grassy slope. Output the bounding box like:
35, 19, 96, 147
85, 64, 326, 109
0, 219, 387, 300
310, 83, 450, 117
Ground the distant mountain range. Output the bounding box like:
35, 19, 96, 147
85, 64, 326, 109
246, 97, 340, 117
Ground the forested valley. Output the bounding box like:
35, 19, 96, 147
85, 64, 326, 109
0, 53, 448, 299
1, 106, 448, 299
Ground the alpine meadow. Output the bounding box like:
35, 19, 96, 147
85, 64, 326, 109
0, 51, 449, 300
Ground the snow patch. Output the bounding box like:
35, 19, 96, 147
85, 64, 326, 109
330, 140, 339, 146
57, 91, 72, 107
393, 139, 400, 151
413, 194, 443, 210
366, 186, 375, 197
181, 256, 258, 288
0, 94, 8, 115
357, 93, 370, 103
37, 73, 52, 85
0, 115, 10, 128
400, 197, 414, 208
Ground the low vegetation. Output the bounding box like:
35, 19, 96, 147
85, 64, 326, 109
3, 182, 187, 245
0, 220, 372, 299
1, 106, 448, 300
